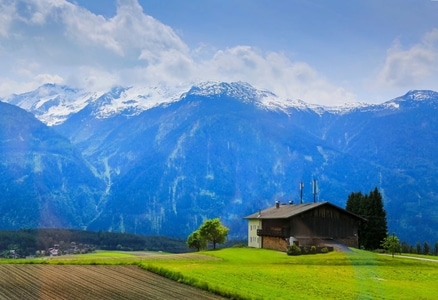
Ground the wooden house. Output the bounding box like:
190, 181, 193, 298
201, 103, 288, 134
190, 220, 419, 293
244, 201, 366, 251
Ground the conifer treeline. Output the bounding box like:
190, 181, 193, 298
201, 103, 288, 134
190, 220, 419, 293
346, 188, 438, 255
346, 187, 388, 250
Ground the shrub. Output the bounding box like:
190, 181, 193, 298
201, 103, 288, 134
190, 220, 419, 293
231, 243, 246, 248
310, 246, 316, 254
287, 244, 301, 256
320, 247, 329, 253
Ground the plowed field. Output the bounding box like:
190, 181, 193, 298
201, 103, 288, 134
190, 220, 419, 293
0, 265, 224, 299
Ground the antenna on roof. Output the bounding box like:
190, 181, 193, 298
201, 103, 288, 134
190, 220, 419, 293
312, 179, 318, 203
300, 181, 304, 204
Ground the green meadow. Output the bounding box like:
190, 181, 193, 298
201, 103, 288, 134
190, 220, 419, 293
140, 248, 438, 299
3, 248, 438, 299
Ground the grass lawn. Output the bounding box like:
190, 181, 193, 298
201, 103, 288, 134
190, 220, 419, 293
140, 248, 438, 299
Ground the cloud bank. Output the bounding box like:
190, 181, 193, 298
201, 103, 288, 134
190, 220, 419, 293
376, 29, 438, 90
0, 0, 360, 105
5, 0, 436, 105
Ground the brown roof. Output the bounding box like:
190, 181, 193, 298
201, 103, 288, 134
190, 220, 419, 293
244, 201, 366, 221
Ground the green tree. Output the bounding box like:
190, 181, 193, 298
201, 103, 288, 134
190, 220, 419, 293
198, 218, 229, 250
345, 187, 387, 250
423, 242, 430, 255
434, 242, 438, 256
381, 233, 401, 258
186, 230, 206, 251
416, 242, 422, 254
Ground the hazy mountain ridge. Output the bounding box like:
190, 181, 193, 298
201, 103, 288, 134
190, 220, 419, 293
0, 102, 104, 229
1, 83, 437, 243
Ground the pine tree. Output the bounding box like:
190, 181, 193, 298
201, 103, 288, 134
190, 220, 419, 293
423, 242, 430, 255
346, 187, 387, 250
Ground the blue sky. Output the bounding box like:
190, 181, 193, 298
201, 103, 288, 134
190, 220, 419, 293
1, 0, 438, 105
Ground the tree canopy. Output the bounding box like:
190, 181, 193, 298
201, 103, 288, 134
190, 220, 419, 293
187, 218, 229, 251
381, 233, 401, 257
346, 187, 387, 250
186, 230, 207, 252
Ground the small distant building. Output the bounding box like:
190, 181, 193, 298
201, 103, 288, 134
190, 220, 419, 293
244, 201, 366, 251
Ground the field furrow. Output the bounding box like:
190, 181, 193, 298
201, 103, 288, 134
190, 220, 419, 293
0, 265, 224, 300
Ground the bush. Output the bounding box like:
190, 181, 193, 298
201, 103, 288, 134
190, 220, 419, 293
231, 243, 246, 248
287, 244, 301, 256
320, 247, 329, 253
310, 246, 316, 254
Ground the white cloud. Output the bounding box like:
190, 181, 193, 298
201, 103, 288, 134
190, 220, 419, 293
376, 29, 438, 88
0, 0, 356, 105
195, 46, 356, 105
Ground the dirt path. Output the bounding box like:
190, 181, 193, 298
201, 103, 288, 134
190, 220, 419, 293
379, 254, 438, 263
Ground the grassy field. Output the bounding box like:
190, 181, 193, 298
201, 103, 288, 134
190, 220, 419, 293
1, 248, 438, 299
139, 248, 438, 299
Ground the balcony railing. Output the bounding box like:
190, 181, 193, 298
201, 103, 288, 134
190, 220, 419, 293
257, 228, 289, 238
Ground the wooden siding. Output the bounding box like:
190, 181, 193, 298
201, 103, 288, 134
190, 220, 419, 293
290, 206, 359, 239
257, 204, 361, 248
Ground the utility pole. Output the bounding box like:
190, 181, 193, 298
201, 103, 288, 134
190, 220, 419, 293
300, 181, 304, 204
312, 179, 318, 203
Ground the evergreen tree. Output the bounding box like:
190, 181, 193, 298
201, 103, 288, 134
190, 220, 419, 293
365, 188, 387, 249
416, 242, 422, 254
346, 187, 387, 250
423, 242, 430, 255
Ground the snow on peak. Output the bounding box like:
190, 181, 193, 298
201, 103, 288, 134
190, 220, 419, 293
4, 84, 99, 126
401, 90, 438, 101
185, 81, 323, 113
6, 82, 437, 126
3, 83, 189, 126
379, 90, 438, 111
89, 84, 188, 119
186, 81, 275, 102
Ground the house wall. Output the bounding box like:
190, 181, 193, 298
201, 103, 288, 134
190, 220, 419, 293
247, 219, 262, 248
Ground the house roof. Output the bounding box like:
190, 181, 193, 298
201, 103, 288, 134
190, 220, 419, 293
244, 201, 366, 221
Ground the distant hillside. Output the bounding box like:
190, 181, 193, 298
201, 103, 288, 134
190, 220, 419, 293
1, 83, 438, 244
0, 229, 189, 257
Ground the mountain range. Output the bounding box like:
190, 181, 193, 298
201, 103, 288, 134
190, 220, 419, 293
1, 82, 437, 244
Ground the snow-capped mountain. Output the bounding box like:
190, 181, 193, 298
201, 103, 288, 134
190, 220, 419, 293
2, 81, 370, 126
3, 84, 98, 126
1, 82, 438, 244
2, 83, 189, 126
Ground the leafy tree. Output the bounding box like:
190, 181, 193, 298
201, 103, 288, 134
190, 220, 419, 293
345, 187, 387, 250
435, 242, 438, 256
198, 218, 229, 250
381, 233, 401, 258
186, 230, 206, 251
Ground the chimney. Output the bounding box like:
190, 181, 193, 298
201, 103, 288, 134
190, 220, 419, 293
275, 200, 280, 209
